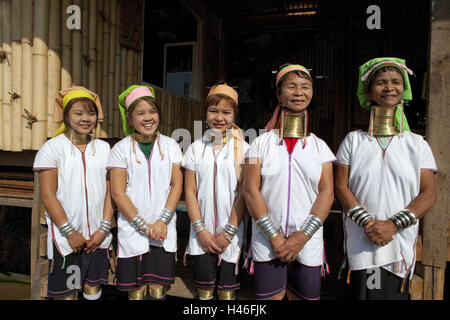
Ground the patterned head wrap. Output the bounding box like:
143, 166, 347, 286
118, 85, 156, 136
357, 57, 414, 132
266, 64, 312, 132
52, 86, 103, 137
206, 83, 244, 181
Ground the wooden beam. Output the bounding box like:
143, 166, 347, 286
422, 0, 450, 300
30, 171, 43, 300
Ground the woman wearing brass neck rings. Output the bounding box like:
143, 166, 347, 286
108, 85, 183, 300
243, 64, 335, 300
33, 87, 113, 300
335, 58, 437, 300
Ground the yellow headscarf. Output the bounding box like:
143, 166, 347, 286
52, 87, 103, 137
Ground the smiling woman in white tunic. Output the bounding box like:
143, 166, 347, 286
34, 87, 113, 300
183, 82, 248, 300
244, 64, 335, 300
335, 57, 437, 300
108, 85, 183, 300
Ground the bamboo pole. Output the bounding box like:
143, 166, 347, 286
120, 47, 127, 92
0, 0, 3, 150
2, 0, 12, 151
11, 0, 22, 151
137, 49, 142, 85
113, 1, 121, 138
88, 0, 97, 92
120, 47, 127, 139
61, 0, 72, 89
21, 0, 33, 149
72, 0, 82, 85
96, 0, 104, 98
108, 1, 117, 137
126, 48, 134, 87
81, 0, 89, 87
101, 0, 110, 137
32, 0, 49, 149
48, 0, 61, 138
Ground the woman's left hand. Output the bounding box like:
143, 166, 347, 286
151, 220, 168, 241
215, 232, 232, 252
274, 231, 308, 263
85, 230, 107, 253
365, 220, 397, 247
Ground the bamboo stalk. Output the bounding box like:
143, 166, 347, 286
21, 0, 33, 149
126, 48, 134, 87
96, 0, 104, 98
137, 49, 142, 85
0, 0, 3, 149
48, 0, 61, 138
119, 47, 127, 138
32, 0, 49, 149
120, 47, 127, 91
2, 0, 12, 151
81, 0, 89, 87
113, 1, 121, 138
88, 0, 97, 91
11, 0, 22, 151
108, 1, 117, 137
72, 0, 82, 85
101, 0, 110, 137
61, 0, 72, 89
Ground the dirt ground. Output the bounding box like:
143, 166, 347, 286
0, 281, 30, 300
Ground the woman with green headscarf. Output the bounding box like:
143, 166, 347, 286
335, 58, 437, 300
107, 85, 183, 300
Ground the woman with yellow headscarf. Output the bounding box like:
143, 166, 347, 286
335, 57, 437, 300
33, 87, 113, 300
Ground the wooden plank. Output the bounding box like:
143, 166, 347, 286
410, 274, 423, 300
39, 231, 47, 258
30, 171, 43, 299
421, 0, 450, 301
447, 227, 450, 261
0, 197, 33, 208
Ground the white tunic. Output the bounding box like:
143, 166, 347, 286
246, 131, 336, 266
182, 136, 249, 264
33, 134, 112, 259
107, 134, 183, 258
335, 130, 437, 278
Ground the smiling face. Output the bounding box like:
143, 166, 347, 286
367, 68, 405, 107
127, 98, 160, 136
65, 99, 98, 135
276, 72, 313, 112
205, 97, 236, 135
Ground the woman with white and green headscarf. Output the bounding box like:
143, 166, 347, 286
107, 85, 183, 300
335, 58, 437, 300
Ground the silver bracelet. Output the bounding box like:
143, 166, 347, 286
99, 220, 112, 234
131, 215, 147, 232
195, 226, 206, 234
159, 208, 175, 225
224, 223, 238, 236
192, 219, 205, 229
347, 205, 373, 228
390, 209, 417, 230
59, 221, 76, 238
256, 216, 279, 240
301, 214, 323, 239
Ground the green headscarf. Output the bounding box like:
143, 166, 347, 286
357, 57, 414, 132
118, 85, 156, 136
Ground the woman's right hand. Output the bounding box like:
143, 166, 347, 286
67, 231, 87, 253
269, 233, 286, 252
198, 230, 223, 254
